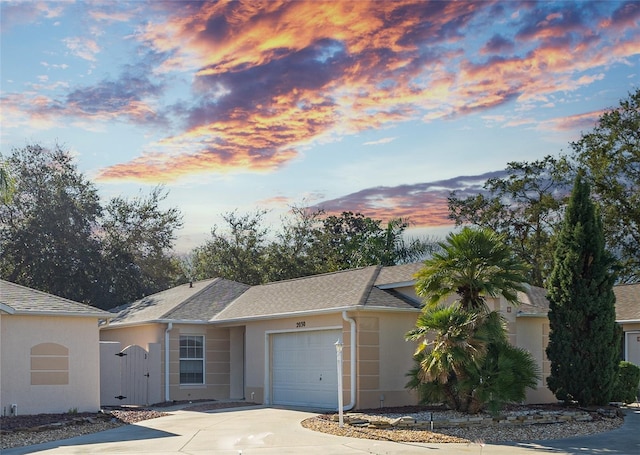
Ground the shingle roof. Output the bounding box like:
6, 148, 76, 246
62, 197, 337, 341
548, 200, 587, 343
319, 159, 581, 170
516, 285, 550, 316
375, 263, 423, 287
212, 266, 380, 321
516, 284, 640, 322
0, 280, 111, 318
107, 278, 250, 326
614, 283, 640, 322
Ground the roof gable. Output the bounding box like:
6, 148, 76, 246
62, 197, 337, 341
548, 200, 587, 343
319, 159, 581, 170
107, 278, 249, 326
0, 280, 110, 318
375, 263, 423, 288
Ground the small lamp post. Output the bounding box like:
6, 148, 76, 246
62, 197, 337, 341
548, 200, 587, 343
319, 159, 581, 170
335, 340, 344, 427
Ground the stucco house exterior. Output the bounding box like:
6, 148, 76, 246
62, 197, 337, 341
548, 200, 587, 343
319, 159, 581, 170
102, 263, 604, 410
615, 283, 640, 368
1, 280, 111, 415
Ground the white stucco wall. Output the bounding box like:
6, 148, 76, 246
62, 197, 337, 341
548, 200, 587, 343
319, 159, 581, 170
1, 314, 102, 415
376, 311, 420, 406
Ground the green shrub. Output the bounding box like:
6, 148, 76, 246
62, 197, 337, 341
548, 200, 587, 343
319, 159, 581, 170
612, 361, 640, 404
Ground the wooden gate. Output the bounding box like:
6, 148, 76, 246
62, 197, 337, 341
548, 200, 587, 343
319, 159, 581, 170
100, 342, 161, 406
118, 345, 149, 406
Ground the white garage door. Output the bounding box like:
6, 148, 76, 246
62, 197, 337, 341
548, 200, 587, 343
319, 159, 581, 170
271, 329, 341, 409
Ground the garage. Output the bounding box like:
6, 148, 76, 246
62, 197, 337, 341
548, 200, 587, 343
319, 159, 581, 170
271, 329, 341, 409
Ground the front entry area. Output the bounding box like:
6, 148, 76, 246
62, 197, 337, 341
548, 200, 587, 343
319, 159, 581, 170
270, 329, 341, 409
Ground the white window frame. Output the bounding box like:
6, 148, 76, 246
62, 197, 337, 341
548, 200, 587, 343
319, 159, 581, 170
179, 335, 205, 385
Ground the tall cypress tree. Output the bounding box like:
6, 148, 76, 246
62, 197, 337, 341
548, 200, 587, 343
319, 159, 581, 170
545, 172, 620, 405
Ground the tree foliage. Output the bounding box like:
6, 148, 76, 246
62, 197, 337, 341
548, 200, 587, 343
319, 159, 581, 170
611, 361, 640, 404
98, 186, 185, 307
190, 208, 436, 284
407, 227, 538, 413
0, 144, 103, 303
317, 211, 432, 270
0, 160, 15, 204
545, 172, 620, 406
414, 227, 530, 311
571, 89, 640, 283
263, 206, 327, 281
449, 90, 640, 285
0, 144, 186, 308
190, 210, 269, 285
448, 156, 571, 287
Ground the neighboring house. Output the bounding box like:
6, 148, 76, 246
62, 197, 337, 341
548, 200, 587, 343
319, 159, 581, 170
0, 280, 111, 415
507, 283, 640, 404
100, 265, 640, 410
615, 283, 640, 367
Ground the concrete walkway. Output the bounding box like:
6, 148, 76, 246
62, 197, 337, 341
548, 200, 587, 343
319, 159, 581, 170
3, 405, 639, 455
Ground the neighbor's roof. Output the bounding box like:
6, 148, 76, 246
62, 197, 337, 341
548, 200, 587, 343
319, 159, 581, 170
516, 285, 550, 317
0, 279, 111, 318
107, 278, 250, 326
614, 283, 640, 322
516, 283, 640, 322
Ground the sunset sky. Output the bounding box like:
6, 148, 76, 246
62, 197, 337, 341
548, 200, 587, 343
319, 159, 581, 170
1, 0, 639, 252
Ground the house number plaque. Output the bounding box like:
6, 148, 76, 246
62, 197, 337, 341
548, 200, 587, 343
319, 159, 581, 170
296, 321, 306, 328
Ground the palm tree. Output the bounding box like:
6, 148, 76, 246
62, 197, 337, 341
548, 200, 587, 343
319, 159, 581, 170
414, 227, 529, 311
407, 227, 538, 413
406, 304, 504, 411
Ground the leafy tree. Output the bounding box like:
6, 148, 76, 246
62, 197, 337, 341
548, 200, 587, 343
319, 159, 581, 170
263, 206, 327, 281
448, 156, 571, 287
0, 144, 103, 303
317, 211, 432, 271
407, 227, 537, 413
190, 210, 269, 285
0, 159, 15, 203
571, 89, 640, 283
190, 208, 436, 284
0, 144, 186, 308
318, 211, 388, 270
545, 172, 620, 405
98, 186, 185, 308
414, 227, 530, 311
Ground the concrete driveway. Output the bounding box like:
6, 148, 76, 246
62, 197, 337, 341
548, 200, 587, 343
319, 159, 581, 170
3, 405, 639, 455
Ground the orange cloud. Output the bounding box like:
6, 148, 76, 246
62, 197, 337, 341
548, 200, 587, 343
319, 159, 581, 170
97, 146, 299, 183
4, 1, 638, 183
543, 110, 605, 132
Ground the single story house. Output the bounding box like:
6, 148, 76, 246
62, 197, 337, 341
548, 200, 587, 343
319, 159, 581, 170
101, 264, 640, 410
614, 283, 640, 367
1, 279, 111, 415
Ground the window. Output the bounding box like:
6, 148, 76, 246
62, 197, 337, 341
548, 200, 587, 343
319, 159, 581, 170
180, 335, 204, 384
